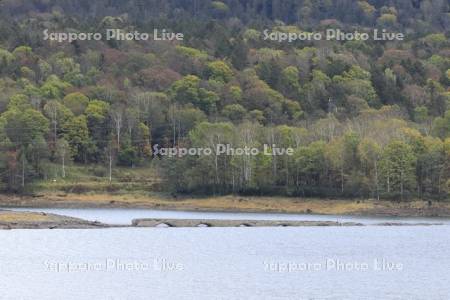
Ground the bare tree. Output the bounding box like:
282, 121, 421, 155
56, 139, 70, 178
44, 100, 59, 145
111, 109, 123, 150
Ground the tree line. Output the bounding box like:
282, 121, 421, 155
0, 0, 448, 199
158, 107, 449, 200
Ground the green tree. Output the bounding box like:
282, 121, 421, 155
169, 75, 218, 113
2, 107, 49, 187
44, 100, 74, 146
358, 138, 382, 200
40, 75, 71, 99
63, 92, 89, 115
280, 66, 300, 98
222, 104, 247, 122
7, 94, 32, 111
189, 122, 234, 193
62, 115, 90, 162
85, 99, 110, 158
206, 61, 233, 83
432, 110, 450, 139
380, 141, 417, 199
294, 141, 327, 195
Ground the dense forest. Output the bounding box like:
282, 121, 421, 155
0, 0, 449, 200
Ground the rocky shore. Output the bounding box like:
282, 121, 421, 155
131, 218, 364, 227
0, 209, 445, 229
0, 210, 112, 229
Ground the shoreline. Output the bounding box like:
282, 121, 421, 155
0, 210, 114, 230
0, 193, 449, 218
0, 193, 450, 229
2, 193, 449, 229
0, 209, 444, 230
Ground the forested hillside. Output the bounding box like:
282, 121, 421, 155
0, 0, 449, 199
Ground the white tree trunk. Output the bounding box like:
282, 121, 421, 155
62, 152, 65, 178
22, 153, 25, 187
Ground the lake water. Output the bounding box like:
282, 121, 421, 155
1, 208, 450, 299
1, 222, 450, 299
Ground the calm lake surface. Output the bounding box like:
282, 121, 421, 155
1, 209, 450, 299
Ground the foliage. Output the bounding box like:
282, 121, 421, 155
0, 0, 448, 199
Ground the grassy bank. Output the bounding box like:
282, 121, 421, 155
28, 164, 162, 194
0, 164, 446, 217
